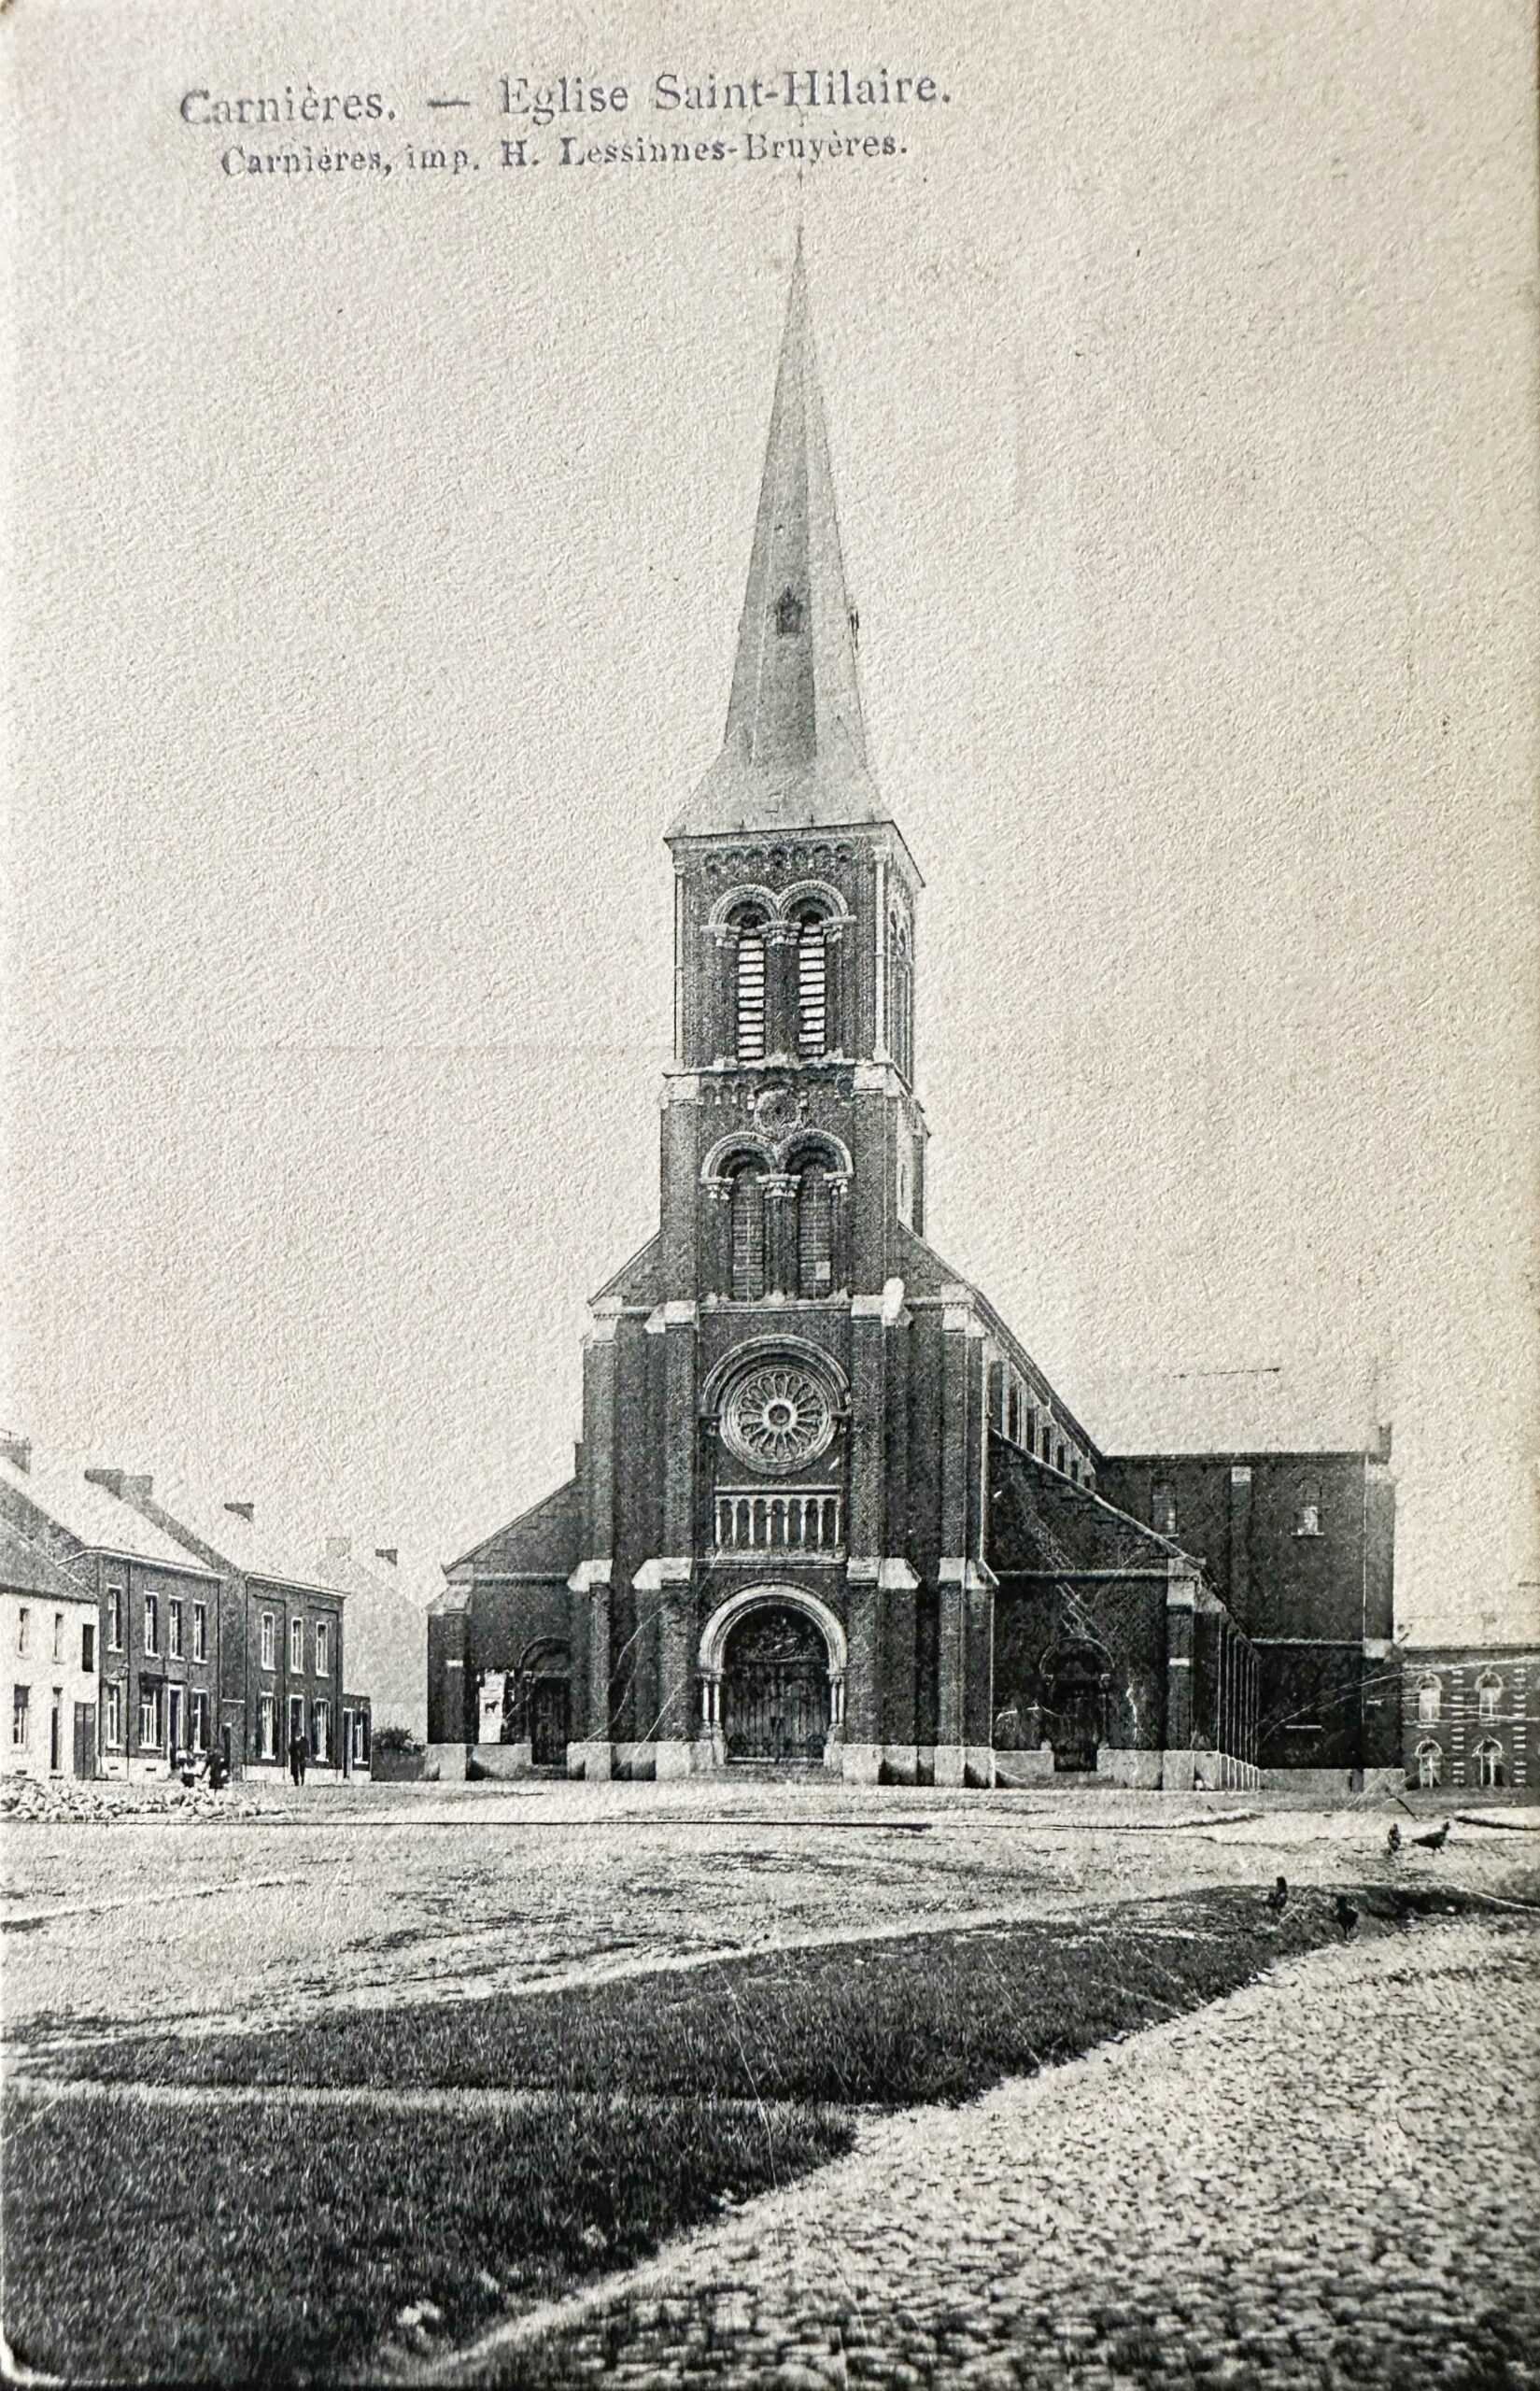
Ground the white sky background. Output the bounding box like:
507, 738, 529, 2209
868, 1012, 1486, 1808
5, 0, 1536, 1636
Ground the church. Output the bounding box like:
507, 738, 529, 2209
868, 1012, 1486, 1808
428, 254, 1400, 1792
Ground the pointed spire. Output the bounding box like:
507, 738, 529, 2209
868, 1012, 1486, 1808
672, 244, 883, 836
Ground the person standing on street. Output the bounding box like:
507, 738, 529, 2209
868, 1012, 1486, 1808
289, 1729, 307, 1788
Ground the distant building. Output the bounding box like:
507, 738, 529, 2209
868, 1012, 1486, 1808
428, 260, 1399, 1794
320, 1537, 426, 1743
1401, 1645, 1537, 1790
1, 1511, 100, 1781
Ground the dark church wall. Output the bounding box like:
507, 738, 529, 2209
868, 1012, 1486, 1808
1252, 1641, 1389, 1774
993, 1577, 1167, 1753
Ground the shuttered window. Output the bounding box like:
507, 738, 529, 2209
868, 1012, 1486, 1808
729, 1168, 765, 1300
736, 928, 767, 1060
797, 1165, 833, 1295
797, 918, 827, 1054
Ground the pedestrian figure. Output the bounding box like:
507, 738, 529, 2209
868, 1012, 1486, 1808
289, 1730, 307, 1788
207, 1744, 227, 1791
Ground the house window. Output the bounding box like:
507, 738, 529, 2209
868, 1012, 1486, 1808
312, 1700, 332, 1762
734, 920, 768, 1061
315, 1620, 331, 1677
351, 1709, 369, 1765
1476, 1673, 1502, 1720
1152, 1484, 1178, 1535
189, 1691, 209, 1751
1055, 1441, 1067, 1473
191, 1602, 207, 1663
104, 1680, 123, 1747
11, 1684, 30, 1748
81, 1622, 95, 1673
144, 1595, 160, 1655
1473, 1738, 1505, 1789
106, 1583, 124, 1650
138, 1684, 162, 1752
1414, 1738, 1442, 1789
288, 1694, 305, 1752
1416, 1677, 1441, 1726
796, 915, 827, 1055
16, 1606, 28, 1657
52, 1612, 64, 1662
258, 1692, 276, 1760
260, 1611, 276, 1671
1294, 1486, 1322, 1536
168, 1599, 184, 1659
290, 1618, 304, 1674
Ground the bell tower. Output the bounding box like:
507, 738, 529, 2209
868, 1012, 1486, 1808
659, 241, 928, 1311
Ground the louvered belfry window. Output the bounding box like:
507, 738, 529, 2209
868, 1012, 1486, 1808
736, 925, 767, 1060
797, 1164, 833, 1295
729, 1167, 766, 1300
797, 916, 827, 1054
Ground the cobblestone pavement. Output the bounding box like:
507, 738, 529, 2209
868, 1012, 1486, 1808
434, 1914, 1540, 2390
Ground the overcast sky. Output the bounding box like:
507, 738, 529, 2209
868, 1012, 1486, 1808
6, 0, 1536, 1637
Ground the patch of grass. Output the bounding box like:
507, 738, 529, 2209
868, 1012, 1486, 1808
1, 2092, 847, 2386
63, 1882, 1476, 2105
4, 1884, 1488, 2386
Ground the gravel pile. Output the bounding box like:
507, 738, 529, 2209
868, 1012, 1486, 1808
0, 1776, 274, 1825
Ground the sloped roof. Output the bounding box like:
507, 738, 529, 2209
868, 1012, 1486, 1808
0, 1454, 219, 1577
138, 1478, 337, 1595
1079, 1358, 1386, 1459
0, 1515, 94, 1602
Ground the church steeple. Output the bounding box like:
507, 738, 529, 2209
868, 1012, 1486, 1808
672, 243, 883, 835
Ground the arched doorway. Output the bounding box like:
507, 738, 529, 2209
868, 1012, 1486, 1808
699, 1588, 846, 1767
722, 1607, 829, 1761
1040, 1640, 1112, 1774
512, 1639, 572, 1770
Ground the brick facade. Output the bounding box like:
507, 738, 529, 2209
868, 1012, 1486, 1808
1401, 1646, 1536, 1790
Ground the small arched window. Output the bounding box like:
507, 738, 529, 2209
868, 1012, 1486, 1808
734, 913, 768, 1062
728, 1162, 766, 1301
796, 1161, 833, 1296
889, 913, 913, 1082
1152, 1481, 1178, 1535
1474, 1738, 1505, 1789
1476, 1673, 1502, 1720
1416, 1677, 1441, 1726
1294, 1481, 1322, 1536
1414, 1738, 1442, 1789
796, 913, 828, 1055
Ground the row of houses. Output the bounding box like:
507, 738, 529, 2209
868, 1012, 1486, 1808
0, 1436, 424, 1785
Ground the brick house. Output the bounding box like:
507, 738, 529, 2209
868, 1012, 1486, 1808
428, 256, 1398, 1792
86, 1476, 348, 1779
1401, 1646, 1537, 1790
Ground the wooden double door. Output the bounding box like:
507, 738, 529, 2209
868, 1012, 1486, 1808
722, 1607, 830, 1762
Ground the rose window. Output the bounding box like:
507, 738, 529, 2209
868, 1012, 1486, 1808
721, 1364, 836, 1471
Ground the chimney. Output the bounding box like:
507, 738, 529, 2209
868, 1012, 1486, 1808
224, 1501, 255, 1523
86, 1467, 151, 1503
1, 1432, 32, 1473
325, 1535, 351, 1562
374, 1547, 399, 1568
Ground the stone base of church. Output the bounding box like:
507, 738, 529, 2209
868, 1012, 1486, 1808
569, 1739, 614, 1780
424, 1742, 467, 1782
992, 1748, 1058, 1787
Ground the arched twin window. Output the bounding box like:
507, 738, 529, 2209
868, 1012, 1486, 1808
1414, 1738, 1442, 1789
1474, 1738, 1505, 1788
1476, 1673, 1502, 1720
720, 1150, 841, 1301
1416, 1677, 1442, 1726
